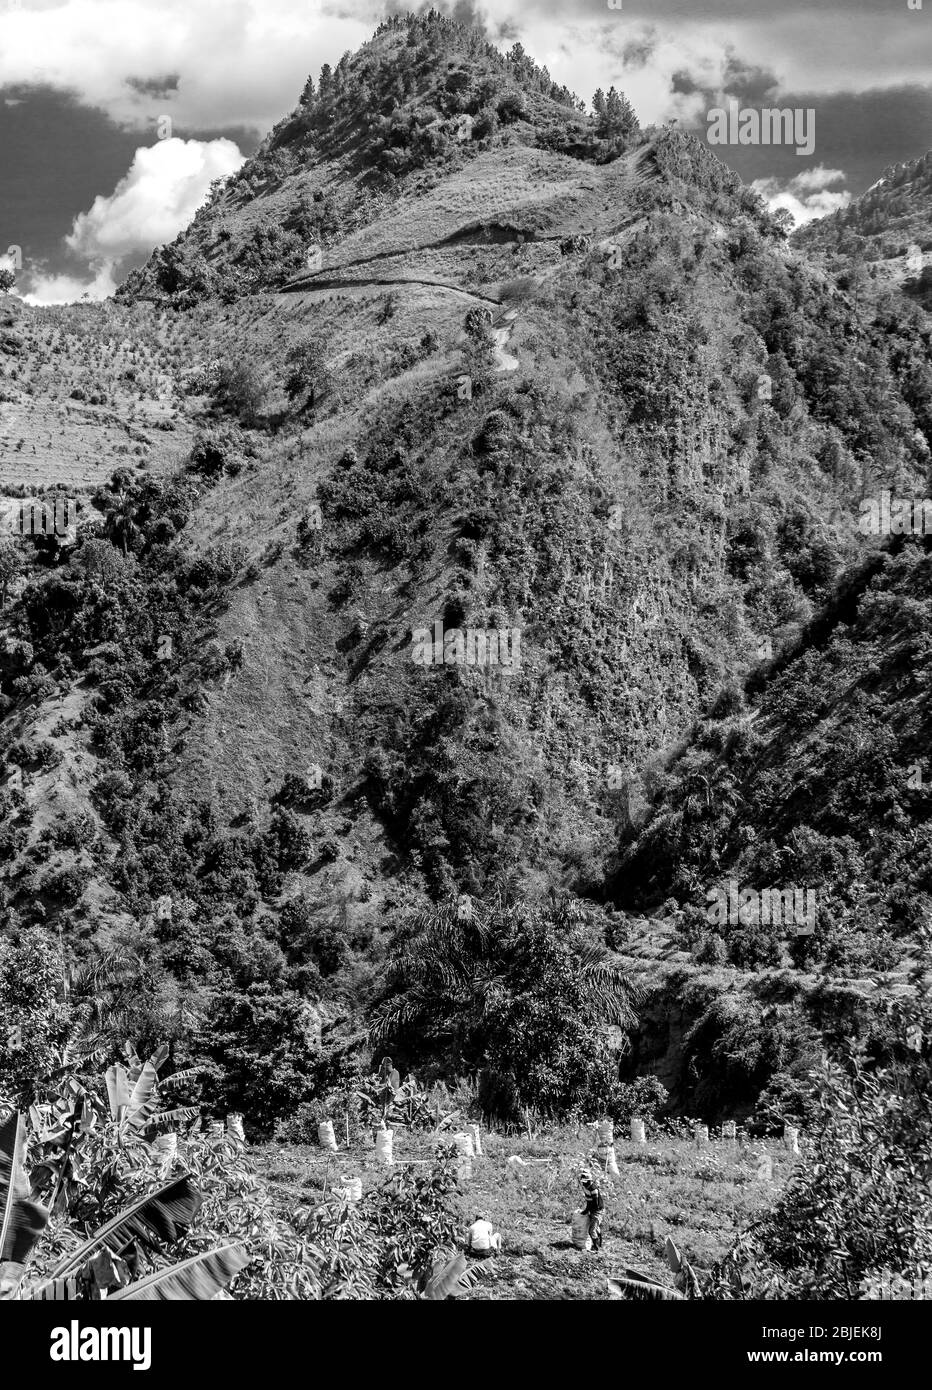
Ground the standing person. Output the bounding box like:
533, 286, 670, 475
580, 1170, 604, 1251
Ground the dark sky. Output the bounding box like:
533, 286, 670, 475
0, 88, 258, 275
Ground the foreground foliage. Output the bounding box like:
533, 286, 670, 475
1, 1040, 476, 1300
705, 939, 932, 1300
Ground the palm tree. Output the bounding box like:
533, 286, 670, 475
370, 897, 641, 1112
104, 494, 142, 556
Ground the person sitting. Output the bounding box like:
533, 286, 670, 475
465, 1215, 501, 1257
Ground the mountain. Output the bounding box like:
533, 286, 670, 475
793, 150, 932, 308
1, 12, 931, 1126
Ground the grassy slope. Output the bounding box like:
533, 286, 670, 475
0, 298, 193, 490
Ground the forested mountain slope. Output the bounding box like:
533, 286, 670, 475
793, 150, 932, 308
1, 11, 930, 1126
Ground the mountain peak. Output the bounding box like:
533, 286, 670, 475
261, 9, 594, 179
117, 16, 650, 306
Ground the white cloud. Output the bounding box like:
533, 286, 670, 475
751, 167, 851, 227
787, 166, 848, 194
67, 136, 244, 261
22, 136, 245, 304
22, 264, 118, 306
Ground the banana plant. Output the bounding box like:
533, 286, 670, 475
2, 1109, 248, 1300
38, 1173, 204, 1289
374, 1056, 401, 1128
606, 1236, 701, 1301
103, 1042, 200, 1137
28, 1083, 98, 1214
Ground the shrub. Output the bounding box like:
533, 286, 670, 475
0, 929, 72, 1106
188, 425, 243, 479
215, 359, 268, 426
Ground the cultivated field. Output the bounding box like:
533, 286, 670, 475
257, 1125, 800, 1300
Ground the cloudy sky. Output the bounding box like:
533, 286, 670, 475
1, 0, 930, 302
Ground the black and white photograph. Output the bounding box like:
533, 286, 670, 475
1, 0, 931, 1355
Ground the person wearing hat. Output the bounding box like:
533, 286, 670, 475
579, 1170, 604, 1251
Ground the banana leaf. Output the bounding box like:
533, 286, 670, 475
160, 1067, 199, 1087
0, 1112, 50, 1274
607, 1272, 685, 1301
664, 1235, 701, 1294
124, 1046, 169, 1130
125, 1065, 158, 1127
109, 1243, 250, 1300
146, 1106, 200, 1128
106, 1063, 132, 1121
45, 1173, 203, 1281
423, 1251, 494, 1300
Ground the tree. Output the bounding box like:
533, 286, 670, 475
104, 493, 142, 557
196, 981, 319, 1132
0, 268, 15, 294
600, 86, 638, 139
461, 306, 497, 393
592, 89, 607, 123
371, 898, 641, 1120
0, 537, 25, 606
283, 335, 329, 411
215, 359, 268, 426
772, 207, 796, 239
